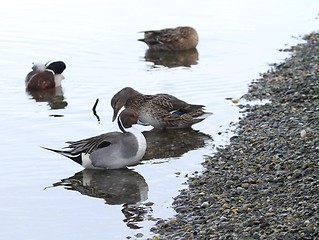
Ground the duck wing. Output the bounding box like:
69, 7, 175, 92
26, 71, 55, 90
140, 28, 181, 45
65, 132, 122, 155
150, 94, 205, 114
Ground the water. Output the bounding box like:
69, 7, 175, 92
0, 0, 318, 239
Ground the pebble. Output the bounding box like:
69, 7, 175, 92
200, 202, 209, 208
300, 129, 307, 138
231, 98, 239, 104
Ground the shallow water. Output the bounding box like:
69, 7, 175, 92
0, 0, 318, 239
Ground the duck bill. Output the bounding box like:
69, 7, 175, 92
112, 109, 119, 122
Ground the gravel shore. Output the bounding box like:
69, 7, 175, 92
151, 32, 319, 239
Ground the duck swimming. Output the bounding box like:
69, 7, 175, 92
138, 26, 198, 51
111, 87, 212, 129
43, 109, 147, 169
25, 61, 66, 91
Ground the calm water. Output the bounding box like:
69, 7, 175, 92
0, 0, 318, 239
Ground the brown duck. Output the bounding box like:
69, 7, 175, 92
138, 26, 198, 51
111, 87, 212, 130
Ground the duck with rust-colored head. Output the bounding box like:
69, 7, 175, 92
138, 26, 198, 51
43, 109, 147, 170
111, 87, 212, 130
25, 61, 66, 91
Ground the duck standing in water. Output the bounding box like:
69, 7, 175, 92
138, 26, 198, 51
25, 61, 66, 91
111, 87, 212, 130
43, 109, 147, 169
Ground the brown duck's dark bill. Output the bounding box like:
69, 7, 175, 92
112, 110, 118, 122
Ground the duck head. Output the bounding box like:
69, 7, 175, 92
111, 87, 139, 122
117, 109, 140, 133
46, 61, 66, 74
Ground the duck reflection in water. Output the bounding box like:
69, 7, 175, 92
142, 128, 212, 161
26, 86, 68, 110
143, 48, 199, 68
50, 168, 150, 229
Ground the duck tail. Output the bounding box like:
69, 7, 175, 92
138, 38, 146, 42
41, 146, 82, 165
197, 112, 213, 120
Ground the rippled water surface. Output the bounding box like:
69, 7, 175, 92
0, 0, 318, 239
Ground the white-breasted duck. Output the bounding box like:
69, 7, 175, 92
43, 109, 147, 169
